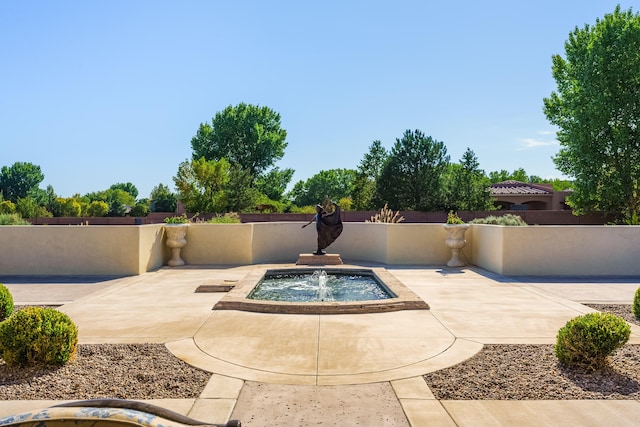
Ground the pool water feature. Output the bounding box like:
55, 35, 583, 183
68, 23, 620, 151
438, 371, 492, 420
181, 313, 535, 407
213, 267, 429, 314
247, 269, 395, 303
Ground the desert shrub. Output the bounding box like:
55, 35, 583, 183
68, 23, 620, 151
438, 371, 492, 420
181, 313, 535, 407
208, 212, 241, 223
0, 307, 78, 367
633, 287, 640, 320
555, 312, 630, 370
469, 214, 527, 226
0, 284, 13, 321
366, 204, 405, 223
0, 213, 31, 225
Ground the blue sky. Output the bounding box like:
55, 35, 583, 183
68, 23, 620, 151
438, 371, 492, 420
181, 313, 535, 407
1, 1, 635, 199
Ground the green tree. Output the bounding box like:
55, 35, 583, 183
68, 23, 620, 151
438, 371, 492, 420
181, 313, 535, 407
445, 148, 493, 211
109, 182, 138, 200
543, 6, 640, 222
0, 162, 45, 203
150, 183, 177, 212
191, 103, 288, 179
254, 167, 295, 202
55, 198, 82, 217
85, 189, 136, 217
352, 140, 389, 210
226, 165, 261, 212
129, 202, 150, 217
173, 157, 230, 213
488, 168, 529, 183
15, 197, 51, 218
86, 200, 109, 217
288, 169, 356, 207
377, 129, 450, 211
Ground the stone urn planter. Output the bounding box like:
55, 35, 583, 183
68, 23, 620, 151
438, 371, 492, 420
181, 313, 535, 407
442, 223, 470, 267
164, 223, 189, 267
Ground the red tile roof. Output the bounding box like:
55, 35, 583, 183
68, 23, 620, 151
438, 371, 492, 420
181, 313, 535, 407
490, 181, 553, 195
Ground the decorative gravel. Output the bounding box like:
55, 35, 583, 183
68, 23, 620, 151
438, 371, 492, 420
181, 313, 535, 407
425, 305, 640, 400
0, 344, 211, 400
1, 305, 638, 402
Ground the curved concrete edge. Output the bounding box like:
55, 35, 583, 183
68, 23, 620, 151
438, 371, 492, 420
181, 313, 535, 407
166, 338, 484, 386
165, 338, 318, 385
317, 339, 484, 385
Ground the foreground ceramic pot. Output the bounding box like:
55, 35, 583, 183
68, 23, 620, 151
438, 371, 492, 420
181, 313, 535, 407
164, 224, 189, 267
443, 223, 470, 267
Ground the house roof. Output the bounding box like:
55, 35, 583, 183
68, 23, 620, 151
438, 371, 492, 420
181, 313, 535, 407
490, 180, 553, 195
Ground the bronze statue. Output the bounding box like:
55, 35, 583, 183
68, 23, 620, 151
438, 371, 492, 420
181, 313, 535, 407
302, 201, 343, 255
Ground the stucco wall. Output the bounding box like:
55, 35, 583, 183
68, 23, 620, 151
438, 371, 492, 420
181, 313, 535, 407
499, 226, 640, 276
0, 225, 150, 276
470, 225, 640, 276
180, 223, 253, 265
1, 223, 639, 276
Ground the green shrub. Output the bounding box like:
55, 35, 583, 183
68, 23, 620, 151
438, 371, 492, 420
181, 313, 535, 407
469, 214, 527, 226
555, 312, 630, 371
0, 284, 13, 321
208, 212, 241, 223
0, 307, 78, 367
0, 200, 16, 214
0, 213, 31, 225
633, 287, 640, 320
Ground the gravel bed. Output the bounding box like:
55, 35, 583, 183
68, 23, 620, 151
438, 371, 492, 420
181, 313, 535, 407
425, 305, 640, 400
0, 344, 211, 400
1, 305, 638, 402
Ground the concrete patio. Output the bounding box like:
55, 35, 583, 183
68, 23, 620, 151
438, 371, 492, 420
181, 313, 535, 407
1, 264, 640, 426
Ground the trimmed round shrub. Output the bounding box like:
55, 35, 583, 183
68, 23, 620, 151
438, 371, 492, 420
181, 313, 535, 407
633, 287, 640, 320
0, 284, 13, 321
555, 312, 630, 370
0, 307, 78, 367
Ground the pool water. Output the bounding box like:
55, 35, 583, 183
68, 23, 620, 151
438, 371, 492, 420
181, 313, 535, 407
247, 269, 395, 303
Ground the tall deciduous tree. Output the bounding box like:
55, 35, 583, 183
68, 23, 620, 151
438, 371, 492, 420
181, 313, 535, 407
173, 157, 230, 214
191, 103, 288, 179
0, 162, 44, 203
377, 130, 450, 211
543, 6, 640, 222
288, 169, 356, 207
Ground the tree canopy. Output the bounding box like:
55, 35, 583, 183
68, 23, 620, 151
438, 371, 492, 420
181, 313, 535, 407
0, 162, 44, 203
543, 6, 640, 222
150, 183, 177, 212
377, 129, 450, 210
190, 103, 288, 179
288, 169, 357, 207
445, 148, 493, 211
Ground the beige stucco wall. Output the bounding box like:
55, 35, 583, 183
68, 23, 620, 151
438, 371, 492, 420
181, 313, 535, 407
179, 223, 253, 265
499, 226, 640, 276
469, 224, 504, 273
470, 225, 640, 276
0, 225, 151, 276
1, 223, 639, 276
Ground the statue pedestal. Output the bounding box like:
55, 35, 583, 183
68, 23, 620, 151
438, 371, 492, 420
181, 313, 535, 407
296, 254, 343, 265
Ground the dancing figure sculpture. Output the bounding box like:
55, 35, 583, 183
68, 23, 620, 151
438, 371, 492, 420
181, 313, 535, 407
302, 201, 343, 255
